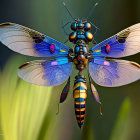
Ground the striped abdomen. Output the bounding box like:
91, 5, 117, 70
73, 77, 87, 128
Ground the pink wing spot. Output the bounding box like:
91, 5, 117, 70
50, 44, 56, 53
105, 44, 111, 53
51, 61, 58, 66
104, 61, 110, 66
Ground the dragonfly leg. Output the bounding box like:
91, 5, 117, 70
92, 39, 97, 44
88, 73, 102, 115
56, 103, 60, 115
90, 22, 99, 36
63, 39, 69, 44
61, 21, 71, 36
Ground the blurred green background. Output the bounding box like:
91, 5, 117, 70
0, 0, 140, 140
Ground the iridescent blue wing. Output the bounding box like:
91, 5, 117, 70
90, 23, 140, 58
0, 22, 70, 57
89, 58, 140, 87
18, 57, 72, 86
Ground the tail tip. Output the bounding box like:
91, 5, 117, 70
78, 123, 83, 128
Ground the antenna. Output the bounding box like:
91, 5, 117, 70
86, 2, 98, 20
63, 2, 75, 20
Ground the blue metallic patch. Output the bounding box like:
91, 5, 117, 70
33, 35, 70, 57
90, 35, 126, 58
42, 58, 69, 68
75, 46, 80, 53
94, 58, 105, 65
77, 34, 85, 39
101, 37, 125, 56
34, 41, 60, 57
77, 23, 84, 29
45, 36, 69, 50
75, 98, 85, 102
75, 104, 85, 108
76, 78, 85, 82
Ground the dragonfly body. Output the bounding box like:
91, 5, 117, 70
68, 19, 94, 127
0, 6, 140, 128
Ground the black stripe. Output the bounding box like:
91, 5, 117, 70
75, 111, 85, 115
78, 122, 83, 127
76, 117, 85, 120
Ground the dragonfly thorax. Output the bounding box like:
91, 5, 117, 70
73, 41, 88, 71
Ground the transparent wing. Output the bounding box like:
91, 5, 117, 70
90, 23, 140, 58
89, 58, 140, 87
0, 22, 70, 57
18, 58, 72, 86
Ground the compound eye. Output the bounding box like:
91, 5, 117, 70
69, 32, 77, 42
84, 23, 91, 31
71, 22, 77, 31
85, 32, 93, 42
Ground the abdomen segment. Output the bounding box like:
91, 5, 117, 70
73, 76, 87, 128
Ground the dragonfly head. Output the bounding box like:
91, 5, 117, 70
71, 19, 91, 31
69, 19, 93, 43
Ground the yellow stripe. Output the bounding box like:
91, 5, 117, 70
95, 50, 101, 53
73, 92, 87, 99
73, 82, 87, 90
75, 108, 85, 111
60, 49, 66, 52
80, 82, 87, 90
73, 89, 86, 93
73, 82, 81, 90
75, 101, 85, 105
76, 115, 85, 118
